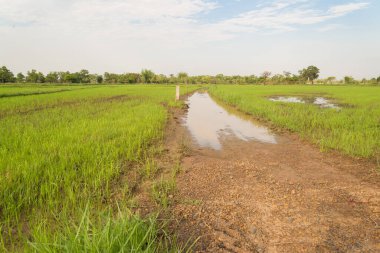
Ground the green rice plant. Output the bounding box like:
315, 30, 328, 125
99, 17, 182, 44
151, 178, 176, 209
209, 85, 380, 159
140, 158, 159, 179
0, 85, 200, 251
28, 204, 176, 253
0, 85, 84, 98
171, 161, 182, 178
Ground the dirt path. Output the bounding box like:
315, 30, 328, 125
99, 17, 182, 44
170, 96, 380, 252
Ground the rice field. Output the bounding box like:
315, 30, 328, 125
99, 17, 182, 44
2, 84, 379, 252
0, 85, 87, 98
209, 85, 380, 160
0, 85, 198, 252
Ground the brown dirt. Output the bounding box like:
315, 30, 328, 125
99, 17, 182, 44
169, 108, 380, 252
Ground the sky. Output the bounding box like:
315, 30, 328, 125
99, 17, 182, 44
0, 0, 379, 79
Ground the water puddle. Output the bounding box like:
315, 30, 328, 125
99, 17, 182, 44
183, 92, 277, 150
269, 96, 339, 109
269, 97, 304, 103
312, 97, 339, 109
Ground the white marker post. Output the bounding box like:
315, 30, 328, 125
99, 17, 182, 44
176, 85, 180, 101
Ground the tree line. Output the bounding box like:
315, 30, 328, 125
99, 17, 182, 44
0, 65, 379, 85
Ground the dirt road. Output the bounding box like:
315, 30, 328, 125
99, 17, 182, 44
170, 93, 380, 252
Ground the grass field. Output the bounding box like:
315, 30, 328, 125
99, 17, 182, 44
1, 84, 379, 252
0, 85, 87, 98
209, 85, 380, 160
0, 85, 198, 252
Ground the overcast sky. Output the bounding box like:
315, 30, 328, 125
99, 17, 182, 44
0, 0, 379, 78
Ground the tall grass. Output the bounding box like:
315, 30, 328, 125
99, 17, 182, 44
209, 85, 380, 159
0, 85, 199, 251
29, 204, 172, 253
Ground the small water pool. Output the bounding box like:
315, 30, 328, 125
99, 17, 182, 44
183, 92, 277, 150
269, 96, 340, 109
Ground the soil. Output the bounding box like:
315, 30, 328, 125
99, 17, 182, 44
168, 100, 380, 252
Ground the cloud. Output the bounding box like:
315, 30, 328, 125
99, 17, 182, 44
317, 24, 346, 32
328, 2, 369, 16
216, 1, 369, 34
0, 0, 218, 28
0, 0, 371, 47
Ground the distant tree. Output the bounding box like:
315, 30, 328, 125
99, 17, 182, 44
126, 73, 141, 83
46, 72, 59, 83
153, 74, 168, 84
215, 74, 225, 84
58, 72, 68, 83
96, 75, 103, 84
377, 76, 380, 83
326, 76, 336, 84
271, 74, 285, 85
344, 76, 355, 84
0, 66, 15, 83
26, 70, 38, 83
177, 72, 189, 84
78, 69, 90, 83
64, 72, 80, 83
244, 75, 258, 84
26, 70, 45, 83
261, 71, 272, 84
104, 72, 119, 84
282, 72, 299, 84
16, 72, 25, 83
141, 69, 155, 84
299, 66, 320, 84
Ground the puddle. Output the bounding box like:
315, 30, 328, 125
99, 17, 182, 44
269, 97, 304, 103
269, 96, 339, 109
312, 97, 339, 109
183, 92, 277, 150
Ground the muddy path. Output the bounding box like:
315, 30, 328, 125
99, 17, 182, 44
170, 92, 380, 252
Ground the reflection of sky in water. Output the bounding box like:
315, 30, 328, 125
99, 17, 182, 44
269, 96, 304, 103
269, 96, 339, 109
314, 97, 339, 108
183, 92, 277, 150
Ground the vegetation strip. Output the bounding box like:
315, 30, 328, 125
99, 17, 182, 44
0, 85, 199, 252
209, 85, 380, 160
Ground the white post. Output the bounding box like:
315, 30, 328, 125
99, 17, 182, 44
176, 85, 180, 101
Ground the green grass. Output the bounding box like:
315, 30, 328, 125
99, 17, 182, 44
0, 84, 199, 252
28, 205, 175, 253
151, 177, 177, 209
0, 85, 87, 98
209, 85, 380, 159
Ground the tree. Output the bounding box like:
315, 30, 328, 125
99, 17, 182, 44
78, 69, 90, 83
96, 75, 103, 84
26, 70, 45, 83
344, 76, 355, 84
326, 76, 336, 84
16, 72, 25, 83
0, 66, 15, 83
177, 72, 188, 84
377, 76, 380, 83
126, 73, 141, 83
141, 69, 155, 84
299, 66, 320, 84
46, 72, 59, 83
261, 71, 272, 84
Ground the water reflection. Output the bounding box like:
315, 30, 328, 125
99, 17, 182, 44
183, 92, 277, 150
313, 97, 339, 108
269, 96, 339, 109
269, 96, 304, 103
